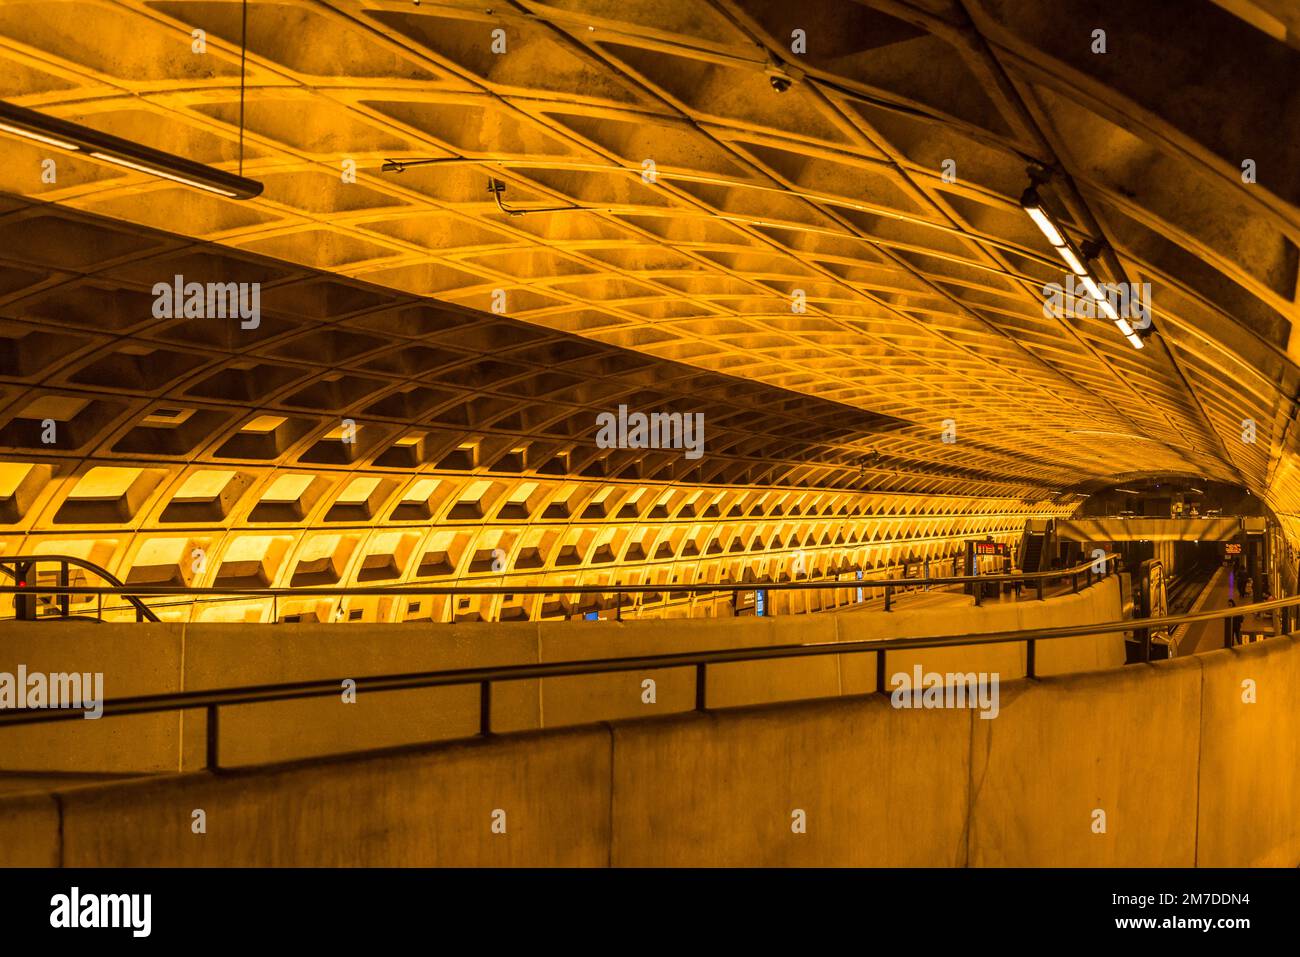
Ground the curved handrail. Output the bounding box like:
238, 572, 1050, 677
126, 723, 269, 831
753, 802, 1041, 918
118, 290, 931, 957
0, 595, 1288, 746
0, 555, 160, 623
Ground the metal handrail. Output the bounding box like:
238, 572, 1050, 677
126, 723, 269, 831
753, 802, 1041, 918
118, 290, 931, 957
0, 593, 1288, 744
0, 552, 1118, 613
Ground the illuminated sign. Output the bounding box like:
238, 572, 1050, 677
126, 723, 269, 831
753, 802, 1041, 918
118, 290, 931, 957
755, 589, 767, 617
1224, 543, 1242, 555
974, 542, 1002, 555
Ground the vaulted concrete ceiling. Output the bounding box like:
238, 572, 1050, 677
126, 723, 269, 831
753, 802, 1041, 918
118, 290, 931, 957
0, 0, 1298, 617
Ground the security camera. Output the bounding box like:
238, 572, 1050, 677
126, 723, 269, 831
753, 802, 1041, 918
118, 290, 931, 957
764, 61, 802, 93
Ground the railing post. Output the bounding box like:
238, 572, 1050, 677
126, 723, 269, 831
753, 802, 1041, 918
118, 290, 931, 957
876, 648, 887, 695
1026, 639, 1036, 679
1072, 571, 1079, 593
974, 580, 983, 606
1036, 576, 1044, 601
273, 593, 278, 624
59, 561, 69, 619
480, 681, 492, 736
884, 584, 892, 611
206, 704, 220, 771
695, 662, 707, 711
14, 559, 35, 620
615, 591, 622, 622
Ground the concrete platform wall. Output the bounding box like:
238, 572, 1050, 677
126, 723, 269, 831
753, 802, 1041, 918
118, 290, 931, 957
3, 634, 1295, 868
0, 579, 1123, 772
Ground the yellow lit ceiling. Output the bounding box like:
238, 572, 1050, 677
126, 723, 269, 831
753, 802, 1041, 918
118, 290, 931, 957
1, 0, 1299, 619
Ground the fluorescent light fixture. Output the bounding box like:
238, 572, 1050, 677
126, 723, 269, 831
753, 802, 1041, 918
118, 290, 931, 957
1022, 184, 1146, 351
1078, 275, 1105, 300
88, 151, 236, 197
0, 100, 262, 200
0, 120, 79, 150
1058, 245, 1088, 276
1023, 204, 1064, 246
1021, 187, 1089, 272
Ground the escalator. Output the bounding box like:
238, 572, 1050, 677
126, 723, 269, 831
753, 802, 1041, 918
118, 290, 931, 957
1127, 554, 1218, 661
0, 555, 159, 622
1021, 535, 1044, 575
1018, 519, 1053, 585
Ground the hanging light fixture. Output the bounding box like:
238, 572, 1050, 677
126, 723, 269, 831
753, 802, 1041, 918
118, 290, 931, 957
1021, 183, 1145, 350
0, 100, 263, 200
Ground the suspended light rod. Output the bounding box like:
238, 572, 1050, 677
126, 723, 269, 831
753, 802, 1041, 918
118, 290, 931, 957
0, 100, 263, 200
1020, 185, 1144, 350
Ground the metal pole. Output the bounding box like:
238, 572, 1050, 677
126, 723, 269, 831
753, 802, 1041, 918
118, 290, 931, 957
1026, 639, 1036, 679
694, 662, 707, 711
480, 681, 492, 736
59, 561, 69, 618
884, 584, 892, 611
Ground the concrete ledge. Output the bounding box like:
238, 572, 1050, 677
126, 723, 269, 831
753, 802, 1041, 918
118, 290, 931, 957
0, 577, 1127, 774
1195, 637, 1300, 866
0, 622, 185, 772
708, 613, 841, 708
56, 727, 611, 867
5, 626, 1297, 866
610, 696, 971, 866
968, 656, 1203, 866
186, 621, 542, 766
0, 791, 60, 866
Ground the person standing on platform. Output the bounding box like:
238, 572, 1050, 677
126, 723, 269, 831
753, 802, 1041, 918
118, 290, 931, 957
1227, 600, 1244, 646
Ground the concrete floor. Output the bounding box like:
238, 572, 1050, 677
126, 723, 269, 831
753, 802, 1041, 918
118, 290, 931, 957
1175, 567, 1276, 656
818, 577, 1077, 617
